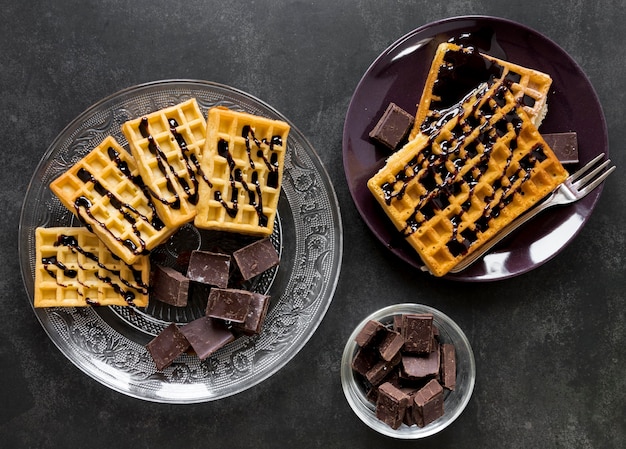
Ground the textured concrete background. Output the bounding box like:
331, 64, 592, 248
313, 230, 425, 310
2, 1, 625, 448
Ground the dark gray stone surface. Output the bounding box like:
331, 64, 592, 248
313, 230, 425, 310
2, 1, 625, 448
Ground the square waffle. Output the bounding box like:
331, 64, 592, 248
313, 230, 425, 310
194, 106, 290, 236
121, 98, 208, 228
409, 42, 552, 140
368, 81, 569, 277
50, 135, 177, 265
34, 227, 150, 307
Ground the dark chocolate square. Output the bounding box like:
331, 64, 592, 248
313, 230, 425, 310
233, 238, 279, 281
186, 250, 230, 288
401, 313, 433, 354
231, 292, 271, 335
412, 379, 444, 427
146, 323, 190, 370
179, 316, 235, 360
354, 319, 386, 348
206, 288, 253, 323
151, 265, 190, 307
376, 382, 411, 430
369, 102, 415, 151
542, 132, 579, 164
440, 343, 456, 390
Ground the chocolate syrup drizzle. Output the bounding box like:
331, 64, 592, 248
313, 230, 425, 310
213, 126, 282, 226
72, 147, 166, 257
380, 49, 547, 257
42, 234, 148, 306
138, 116, 212, 209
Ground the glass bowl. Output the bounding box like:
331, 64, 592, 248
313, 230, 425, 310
340, 303, 475, 439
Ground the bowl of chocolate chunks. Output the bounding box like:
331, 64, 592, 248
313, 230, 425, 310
340, 303, 475, 439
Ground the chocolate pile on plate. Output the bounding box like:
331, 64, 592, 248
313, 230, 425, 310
351, 313, 456, 429
146, 237, 279, 370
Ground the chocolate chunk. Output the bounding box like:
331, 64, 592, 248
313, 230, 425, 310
355, 319, 386, 348
378, 328, 404, 362
146, 323, 190, 370
542, 132, 579, 164
401, 313, 433, 354
401, 339, 440, 380
179, 316, 235, 360
231, 292, 270, 335
206, 288, 253, 323
233, 238, 279, 281
151, 265, 189, 307
365, 352, 401, 386
412, 379, 444, 427
351, 346, 378, 376
440, 343, 456, 390
369, 102, 415, 151
376, 382, 411, 430
186, 250, 230, 288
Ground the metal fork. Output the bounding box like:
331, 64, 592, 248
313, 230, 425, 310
449, 153, 616, 273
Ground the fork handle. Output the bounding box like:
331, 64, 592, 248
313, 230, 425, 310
449, 199, 552, 273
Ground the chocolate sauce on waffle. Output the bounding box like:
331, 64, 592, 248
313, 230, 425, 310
382, 80, 548, 257
138, 117, 182, 210
216, 136, 269, 226
41, 234, 148, 306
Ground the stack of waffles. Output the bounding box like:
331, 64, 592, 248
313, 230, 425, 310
368, 42, 568, 277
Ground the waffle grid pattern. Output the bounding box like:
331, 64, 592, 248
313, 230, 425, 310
34, 227, 150, 307
369, 81, 568, 276
410, 42, 552, 140
50, 136, 176, 265
122, 98, 207, 228
195, 107, 290, 236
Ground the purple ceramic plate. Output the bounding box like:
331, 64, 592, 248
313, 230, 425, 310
343, 16, 608, 281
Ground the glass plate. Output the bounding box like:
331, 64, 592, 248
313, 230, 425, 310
19, 80, 343, 403
342, 16, 609, 281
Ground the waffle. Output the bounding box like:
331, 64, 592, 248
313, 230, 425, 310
34, 227, 150, 307
368, 81, 569, 277
194, 106, 290, 236
121, 98, 208, 228
50, 136, 177, 265
409, 42, 552, 140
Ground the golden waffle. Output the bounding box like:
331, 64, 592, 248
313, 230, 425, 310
409, 42, 552, 140
50, 136, 177, 265
121, 98, 208, 228
194, 107, 290, 236
368, 81, 569, 277
34, 227, 150, 307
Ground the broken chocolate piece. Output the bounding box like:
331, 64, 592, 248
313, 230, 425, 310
179, 316, 235, 360
231, 292, 270, 335
369, 102, 415, 151
378, 328, 404, 362
146, 323, 190, 370
401, 339, 440, 380
401, 314, 433, 354
412, 379, 444, 427
151, 265, 190, 307
186, 250, 230, 288
206, 288, 253, 323
355, 319, 386, 348
352, 346, 379, 376
542, 132, 579, 164
233, 238, 279, 281
440, 343, 456, 390
376, 382, 411, 430
366, 352, 401, 386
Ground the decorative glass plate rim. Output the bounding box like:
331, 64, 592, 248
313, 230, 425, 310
342, 15, 609, 281
19, 79, 343, 403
